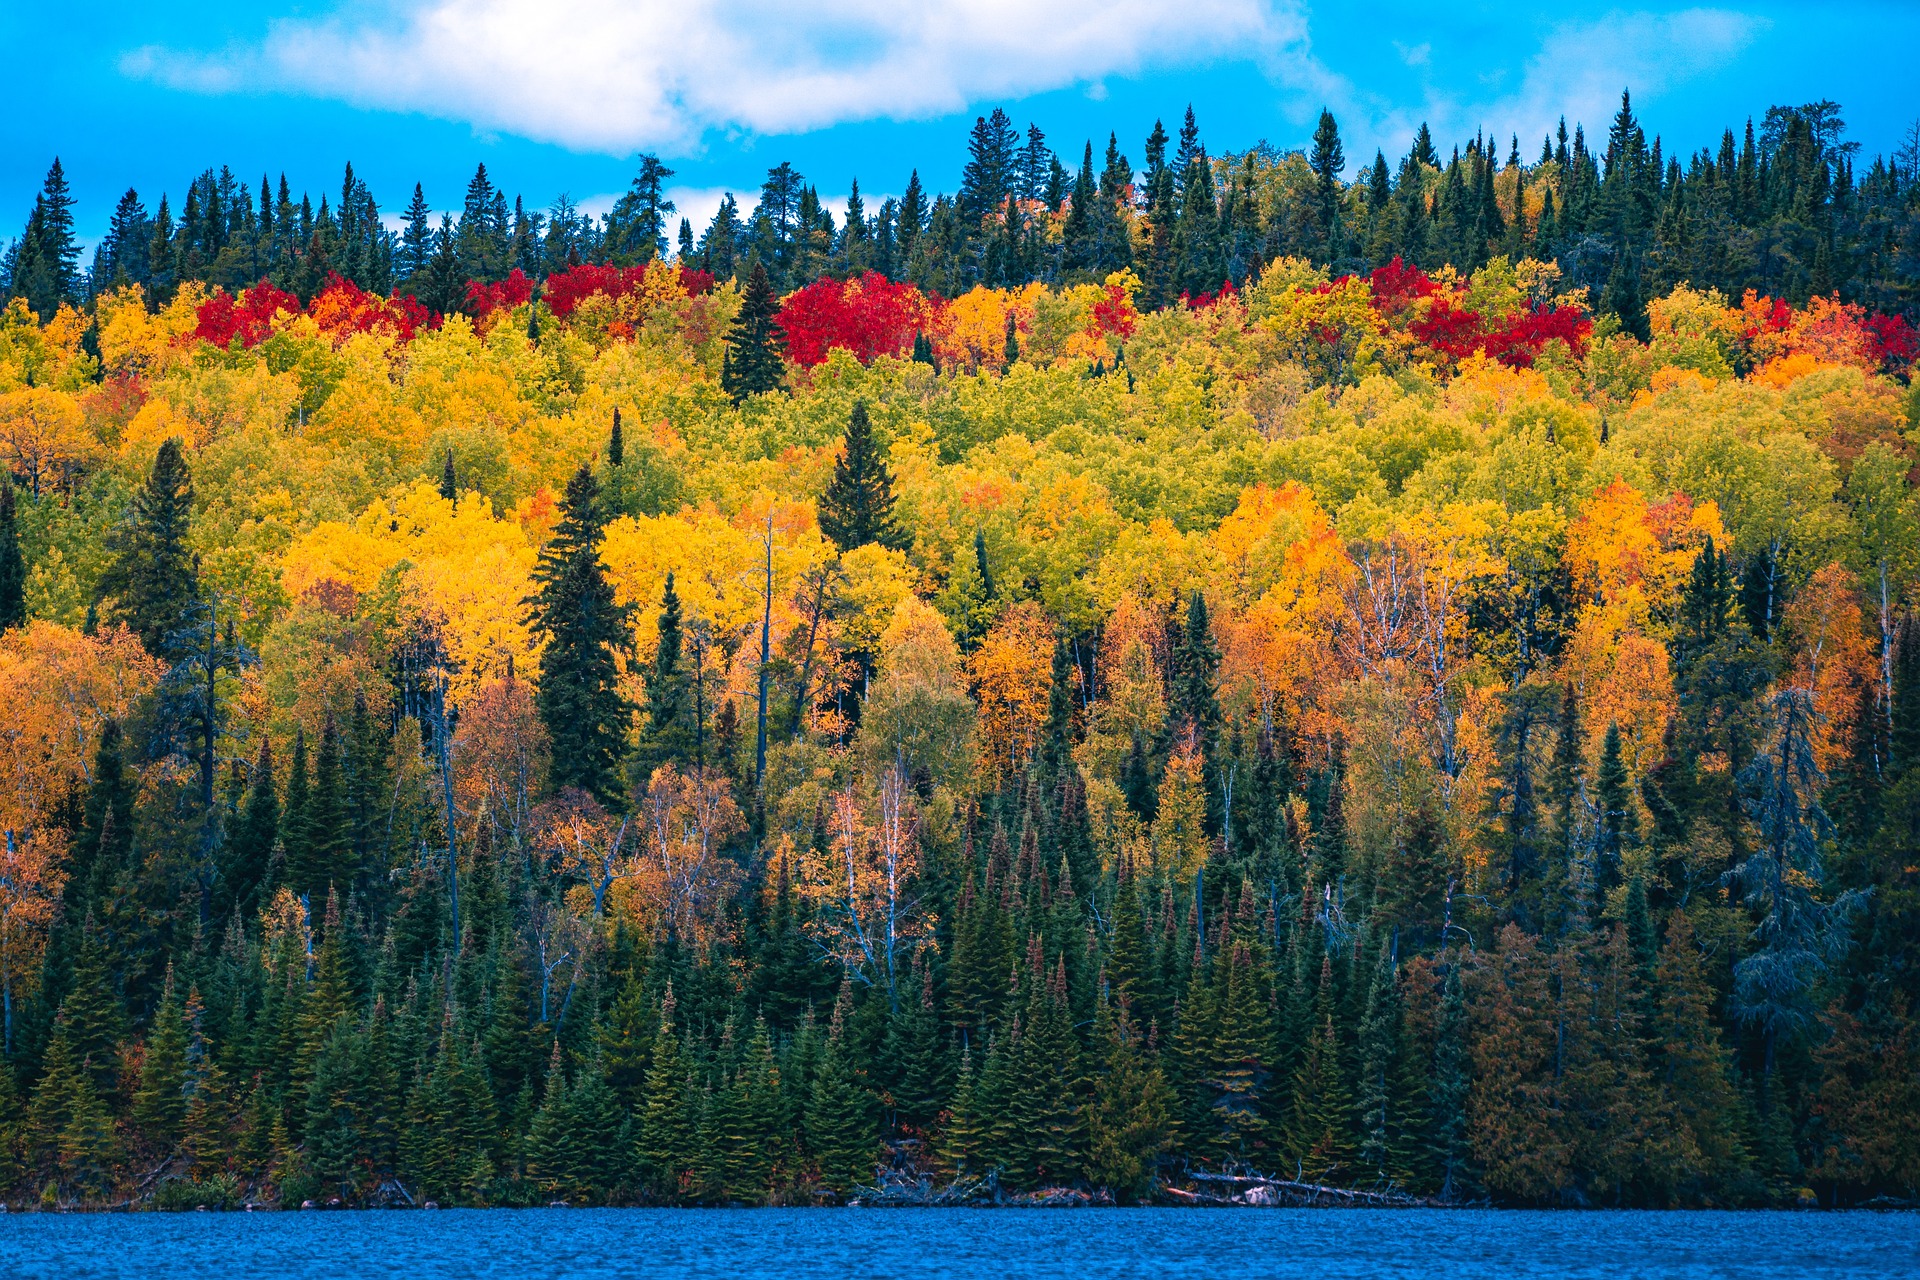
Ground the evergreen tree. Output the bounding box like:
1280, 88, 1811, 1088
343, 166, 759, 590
132, 971, 190, 1148
817, 401, 908, 553
1287, 956, 1354, 1180
721, 263, 786, 403
97, 437, 199, 659
806, 992, 876, 1194
530, 466, 630, 805
639, 572, 693, 774
0, 481, 25, 629
1427, 962, 1473, 1199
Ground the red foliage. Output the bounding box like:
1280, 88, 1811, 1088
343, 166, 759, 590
195, 280, 300, 348
1479, 305, 1593, 367
463, 269, 535, 324
1368, 256, 1590, 368
1407, 294, 1484, 359
311, 273, 434, 343
678, 266, 716, 297
541, 263, 654, 320
1089, 282, 1138, 339
1184, 278, 1239, 311
1744, 293, 1795, 338
775, 272, 942, 368
1367, 257, 1441, 317
195, 276, 435, 349
1864, 313, 1918, 374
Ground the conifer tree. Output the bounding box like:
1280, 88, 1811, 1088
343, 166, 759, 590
1355, 941, 1420, 1185
530, 466, 630, 805
817, 401, 907, 553
1427, 962, 1473, 1199
280, 726, 311, 899
1086, 995, 1176, 1200
221, 738, 278, 920
637, 994, 691, 1199
97, 437, 199, 660
0, 482, 24, 630
1288, 955, 1354, 1180
806, 990, 876, 1194
721, 263, 786, 403
439, 449, 457, 501
132, 970, 190, 1148
638, 572, 693, 774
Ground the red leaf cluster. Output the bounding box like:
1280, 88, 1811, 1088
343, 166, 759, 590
776, 272, 942, 368
463, 269, 535, 324
194, 280, 300, 348
1089, 282, 1138, 339
1863, 313, 1918, 374
1184, 279, 1238, 312
541, 263, 654, 320
1368, 258, 1591, 367
1367, 257, 1443, 318
195, 276, 435, 349
678, 266, 716, 297
311, 274, 434, 343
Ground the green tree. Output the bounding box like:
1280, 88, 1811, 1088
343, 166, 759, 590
1086, 995, 1177, 1201
721, 263, 786, 403
818, 401, 908, 553
132, 971, 190, 1148
530, 466, 630, 805
806, 991, 877, 1195
0, 482, 24, 629
96, 437, 199, 659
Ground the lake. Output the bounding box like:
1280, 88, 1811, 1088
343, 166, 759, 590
1, 1208, 1914, 1279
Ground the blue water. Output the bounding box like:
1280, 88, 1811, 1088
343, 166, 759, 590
1, 1208, 1914, 1279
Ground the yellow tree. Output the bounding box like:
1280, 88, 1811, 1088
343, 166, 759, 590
968, 601, 1055, 784
0, 387, 94, 497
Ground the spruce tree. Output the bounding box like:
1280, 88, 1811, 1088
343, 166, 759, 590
636, 995, 691, 1199
439, 449, 457, 501
530, 466, 630, 805
721, 263, 786, 403
639, 572, 693, 774
97, 437, 199, 659
132, 971, 190, 1147
221, 738, 278, 920
0, 481, 24, 630
817, 401, 908, 553
1287, 955, 1354, 1181
806, 1000, 877, 1195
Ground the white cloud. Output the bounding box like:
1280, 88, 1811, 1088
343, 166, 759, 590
125, 0, 1327, 154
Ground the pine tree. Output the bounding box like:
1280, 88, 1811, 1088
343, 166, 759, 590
280, 726, 312, 900
0, 481, 25, 630
1288, 955, 1354, 1180
220, 738, 277, 921
132, 970, 190, 1148
636, 994, 691, 1199
97, 437, 199, 659
530, 466, 630, 804
1005, 958, 1086, 1188
721, 263, 786, 403
439, 449, 457, 501
806, 992, 875, 1195
1171, 590, 1224, 830
1427, 962, 1473, 1199
1086, 995, 1177, 1201
638, 572, 693, 774
1354, 941, 1420, 1186
817, 401, 907, 553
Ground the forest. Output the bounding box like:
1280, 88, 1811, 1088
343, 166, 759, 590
0, 93, 1917, 1210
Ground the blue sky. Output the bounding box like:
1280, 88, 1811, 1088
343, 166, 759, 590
6, 2, 1918, 247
